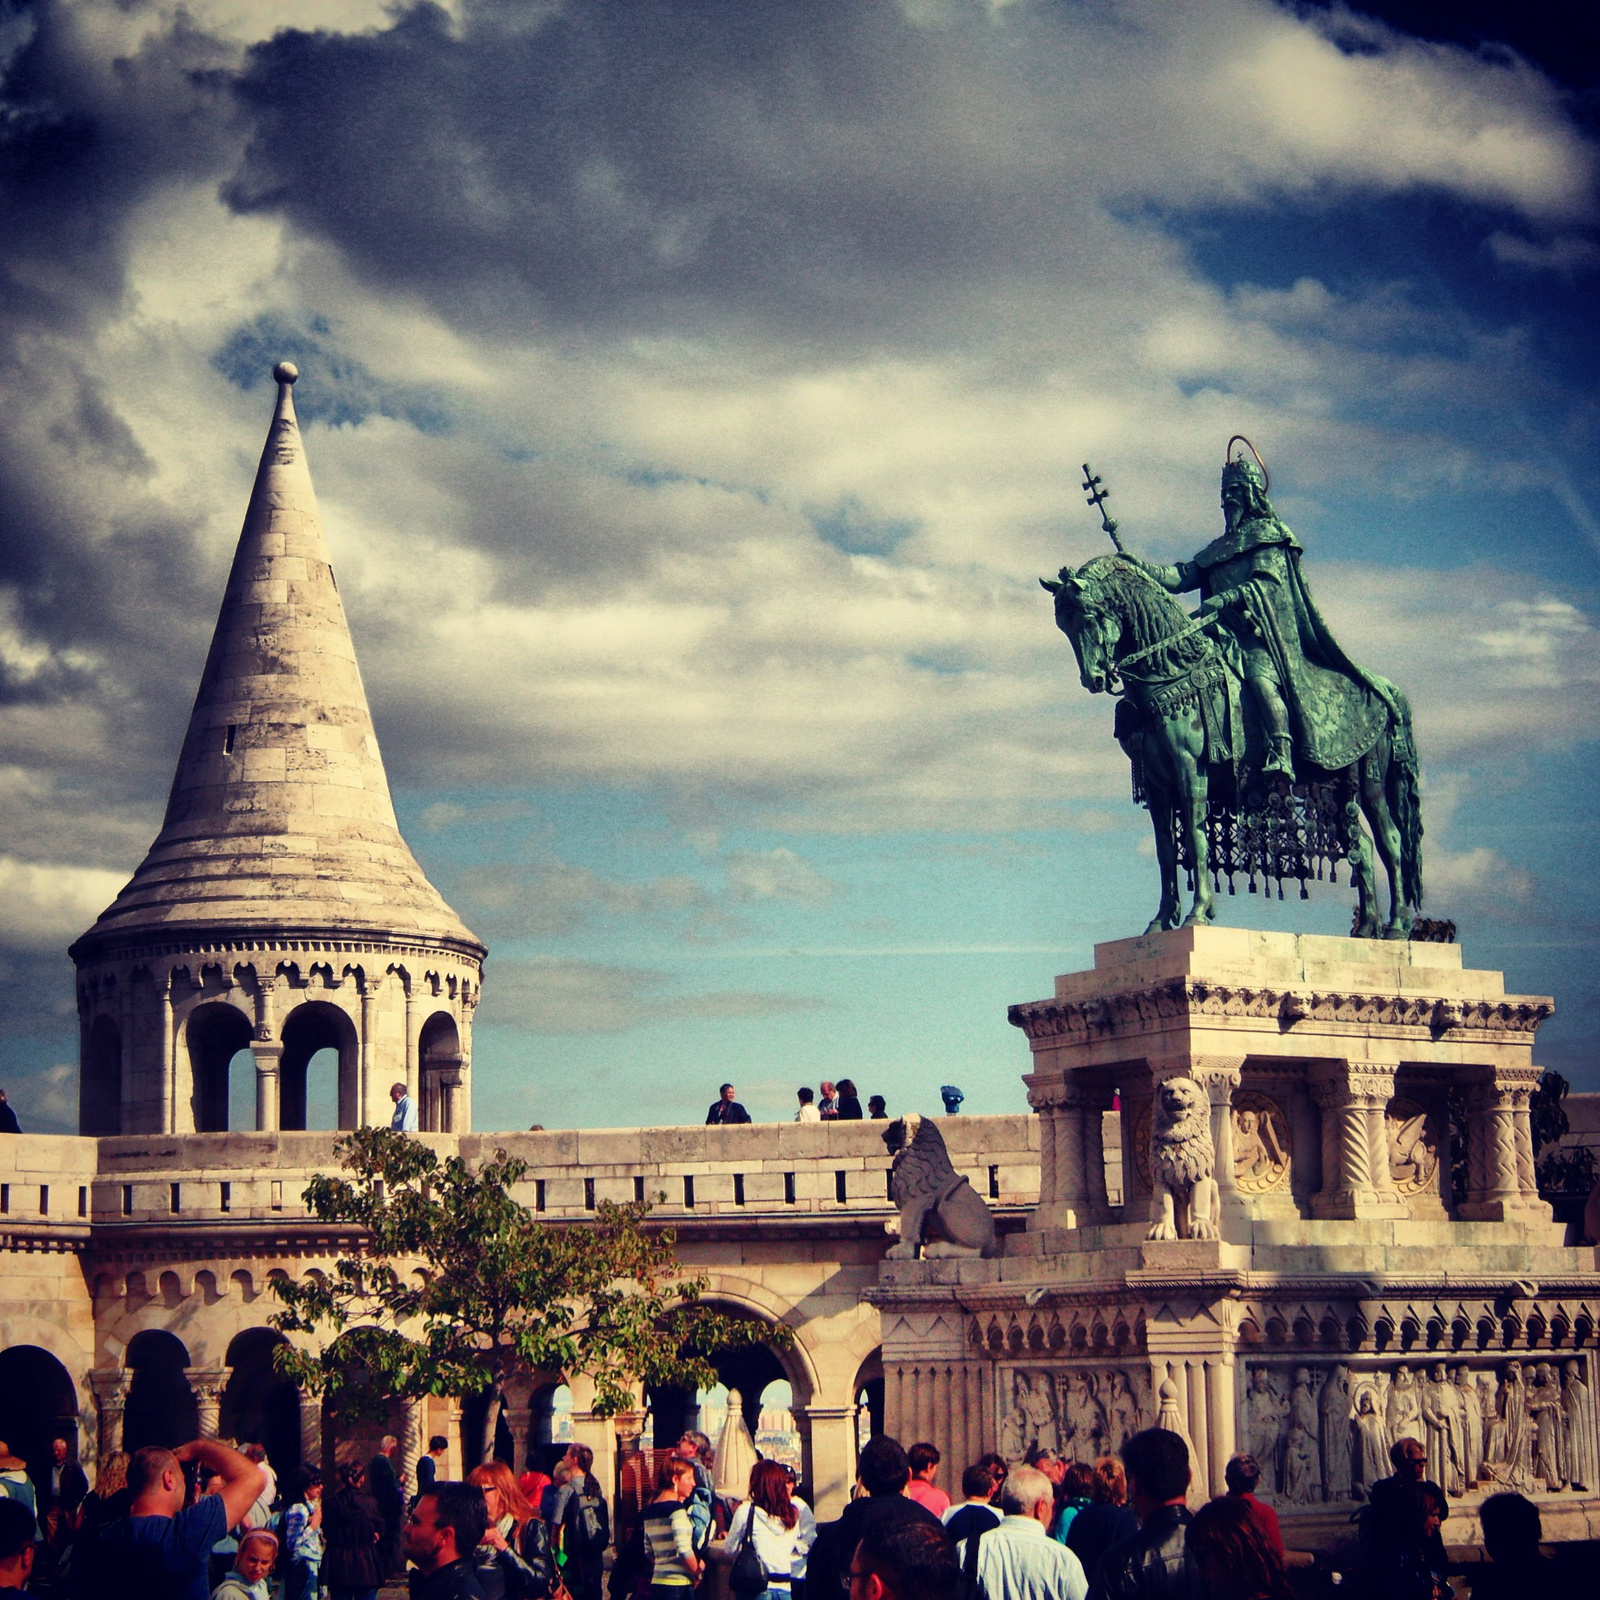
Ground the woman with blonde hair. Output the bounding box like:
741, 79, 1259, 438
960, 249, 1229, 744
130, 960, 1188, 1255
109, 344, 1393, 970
468, 1460, 552, 1600
725, 1460, 816, 1600
1063, 1456, 1139, 1579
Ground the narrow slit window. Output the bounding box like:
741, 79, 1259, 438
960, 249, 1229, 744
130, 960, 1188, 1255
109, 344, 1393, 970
683, 1175, 696, 1209
224, 724, 237, 754
989, 1165, 1000, 1199
122, 1184, 133, 1216
784, 1172, 796, 1205
220, 1182, 231, 1213
170, 1182, 180, 1214
886, 1169, 895, 1200
535, 1179, 546, 1212
39, 1185, 49, 1215
0, 1184, 8, 1214
584, 1177, 596, 1211
733, 1173, 746, 1206
835, 1170, 848, 1204
78, 1186, 88, 1218
270, 1180, 283, 1211
633, 1175, 645, 1205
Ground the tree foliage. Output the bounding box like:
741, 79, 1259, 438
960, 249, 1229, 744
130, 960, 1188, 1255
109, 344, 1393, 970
1531, 1069, 1598, 1198
269, 1129, 785, 1429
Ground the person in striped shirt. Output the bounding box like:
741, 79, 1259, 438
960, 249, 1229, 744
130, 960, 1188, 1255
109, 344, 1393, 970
642, 1458, 704, 1599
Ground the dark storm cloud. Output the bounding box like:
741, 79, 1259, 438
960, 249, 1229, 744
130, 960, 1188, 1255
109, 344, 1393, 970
221, 0, 1143, 347
0, 2, 243, 860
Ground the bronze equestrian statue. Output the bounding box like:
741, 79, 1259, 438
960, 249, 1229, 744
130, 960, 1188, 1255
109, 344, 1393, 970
1042, 439, 1423, 939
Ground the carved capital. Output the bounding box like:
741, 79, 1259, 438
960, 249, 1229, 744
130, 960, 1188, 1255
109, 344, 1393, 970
89, 1367, 132, 1410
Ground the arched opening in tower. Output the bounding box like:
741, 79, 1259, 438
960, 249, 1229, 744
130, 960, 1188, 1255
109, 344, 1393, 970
418, 1011, 463, 1132
123, 1329, 198, 1452
185, 1002, 254, 1132
81, 1013, 122, 1135
0, 1345, 79, 1473
852, 1349, 885, 1462
280, 1002, 359, 1130
221, 1328, 302, 1473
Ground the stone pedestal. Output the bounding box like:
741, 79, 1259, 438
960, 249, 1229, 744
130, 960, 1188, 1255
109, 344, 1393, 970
869, 928, 1600, 1550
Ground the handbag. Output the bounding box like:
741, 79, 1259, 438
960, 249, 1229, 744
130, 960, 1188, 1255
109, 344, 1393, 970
728, 1510, 768, 1598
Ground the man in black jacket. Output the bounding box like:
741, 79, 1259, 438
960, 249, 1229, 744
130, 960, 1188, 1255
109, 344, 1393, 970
1086, 1430, 1199, 1600
31, 1435, 89, 1519
405, 1482, 487, 1600
370, 1434, 407, 1577
706, 1084, 752, 1125
808, 1437, 947, 1600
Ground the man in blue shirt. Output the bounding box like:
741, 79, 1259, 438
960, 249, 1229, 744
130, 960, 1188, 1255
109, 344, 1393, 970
98, 1439, 266, 1600
391, 1080, 420, 1131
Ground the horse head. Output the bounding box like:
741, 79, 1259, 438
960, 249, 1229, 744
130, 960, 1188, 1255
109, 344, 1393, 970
1041, 558, 1122, 694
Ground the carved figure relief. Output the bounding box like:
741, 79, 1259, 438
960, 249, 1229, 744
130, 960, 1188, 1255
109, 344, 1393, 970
998, 1367, 1148, 1461
1231, 1091, 1291, 1192
1247, 1357, 1598, 1506
1385, 1097, 1439, 1195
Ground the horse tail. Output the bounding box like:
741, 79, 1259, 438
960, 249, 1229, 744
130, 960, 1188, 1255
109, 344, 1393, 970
1386, 691, 1424, 910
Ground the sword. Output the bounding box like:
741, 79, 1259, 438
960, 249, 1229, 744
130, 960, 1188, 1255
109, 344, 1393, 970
1081, 463, 1126, 554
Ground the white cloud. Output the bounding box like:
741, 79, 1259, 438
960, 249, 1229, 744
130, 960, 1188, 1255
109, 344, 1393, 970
725, 848, 835, 904
0, 857, 130, 950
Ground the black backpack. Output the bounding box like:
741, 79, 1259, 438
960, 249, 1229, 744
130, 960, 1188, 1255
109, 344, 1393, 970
566, 1483, 609, 1555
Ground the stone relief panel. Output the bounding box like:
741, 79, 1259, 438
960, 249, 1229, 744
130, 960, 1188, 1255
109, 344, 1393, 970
1240, 1357, 1597, 1506
1386, 1098, 1440, 1195
1232, 1091, 1292, 1193
998, 1365, 1150, 1464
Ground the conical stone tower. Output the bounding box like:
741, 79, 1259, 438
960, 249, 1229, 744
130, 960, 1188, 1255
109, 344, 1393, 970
71, 364, 486, 1137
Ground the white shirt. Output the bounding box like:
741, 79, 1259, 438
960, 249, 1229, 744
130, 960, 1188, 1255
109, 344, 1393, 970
958, 1515, 1087, 1600
726, 1500, 817, 1582
392, 1095, 418, 1132
794, 1105, 821, 1123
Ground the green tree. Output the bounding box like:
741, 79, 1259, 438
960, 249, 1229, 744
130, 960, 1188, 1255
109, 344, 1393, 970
1530, 1069, 1598, 1198
269, 1128, 784, 1456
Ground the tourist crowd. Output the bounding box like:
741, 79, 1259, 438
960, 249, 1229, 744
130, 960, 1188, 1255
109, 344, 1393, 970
0, 1420, 1567, 1600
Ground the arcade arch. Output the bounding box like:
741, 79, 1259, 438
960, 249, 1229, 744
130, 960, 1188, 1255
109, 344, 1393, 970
221, 1328, 301, 1472
0, 1346, 79, 1473
280, 1002, 358, 1131
123, 1329, 198, 1451
186, 1002, 253, 1132
418, 1011, 462, 1132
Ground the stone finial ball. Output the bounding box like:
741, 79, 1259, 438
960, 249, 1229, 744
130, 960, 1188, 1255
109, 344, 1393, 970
273, 361, 300, 385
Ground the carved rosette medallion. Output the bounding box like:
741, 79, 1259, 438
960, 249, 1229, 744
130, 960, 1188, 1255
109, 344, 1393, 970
1131, 1100, 1152, 1188
1386, 1097, 1440, 1195
1232, 1091, 1292, 1192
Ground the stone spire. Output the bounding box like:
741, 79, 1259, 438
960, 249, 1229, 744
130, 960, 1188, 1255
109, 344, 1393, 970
75, 363, 481, 956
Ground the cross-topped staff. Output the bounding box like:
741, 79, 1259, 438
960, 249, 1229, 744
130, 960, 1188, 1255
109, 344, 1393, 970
1081, 463, 1126, 554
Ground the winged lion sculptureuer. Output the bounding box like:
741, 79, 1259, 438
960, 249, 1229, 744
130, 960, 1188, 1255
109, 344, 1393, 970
1042, 440, 1424, 940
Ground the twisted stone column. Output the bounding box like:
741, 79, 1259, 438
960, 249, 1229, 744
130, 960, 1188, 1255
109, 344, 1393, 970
1190, 1058, 1245, 1215
1311, 1063, 1401, 1218
1461, 1070, 1548, 1220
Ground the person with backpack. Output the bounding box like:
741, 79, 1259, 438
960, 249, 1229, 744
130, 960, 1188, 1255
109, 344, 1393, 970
551, 1445, 609, 1600
726, 1460, 816, 1600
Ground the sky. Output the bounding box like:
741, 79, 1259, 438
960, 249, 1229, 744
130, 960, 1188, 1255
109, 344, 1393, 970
1, 0, 1598, 1135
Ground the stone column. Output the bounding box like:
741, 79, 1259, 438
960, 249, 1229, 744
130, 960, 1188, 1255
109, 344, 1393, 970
401, 1397, 424, 1494
500, 1371, 537, 1474
359, 983, 375, 1128
253, 975, 281, 1132
1025, 1077, 1066, 1229
1461, 1071, 1547, 1220
1190, 1057, 1245, 1218
404, 979, 419, 1108
439, 1067, 463, 1135
443, 1398, 464, 1480
798, 1404, 856, 1517
1204, 1355, 1236, 1498
1310, 1062, 1402, 1219
90, 1368, 131, 1457
298, 1392, 324, 1473
186, 1368, 229, 1439
160, 976, 177, 1134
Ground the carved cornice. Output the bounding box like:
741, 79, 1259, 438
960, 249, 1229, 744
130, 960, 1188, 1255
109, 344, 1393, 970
1008, 979, 1553, 1044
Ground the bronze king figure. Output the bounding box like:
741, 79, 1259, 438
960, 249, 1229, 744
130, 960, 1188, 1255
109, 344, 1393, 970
1043, 439, 1424, 939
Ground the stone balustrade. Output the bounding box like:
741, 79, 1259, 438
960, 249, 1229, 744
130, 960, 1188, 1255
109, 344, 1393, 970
3, 1116, 1040, 1231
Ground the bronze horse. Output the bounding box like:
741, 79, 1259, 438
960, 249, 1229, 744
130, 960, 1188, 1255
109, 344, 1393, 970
1043, 555, 1422, 937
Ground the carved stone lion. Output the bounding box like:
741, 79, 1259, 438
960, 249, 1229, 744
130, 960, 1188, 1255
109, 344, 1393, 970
882, 1114, 998, 1259
1147, 1077, 1220, 1241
